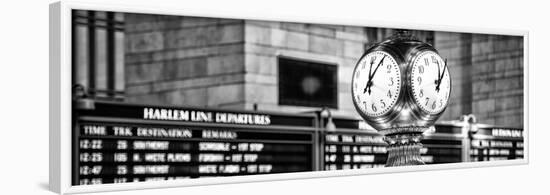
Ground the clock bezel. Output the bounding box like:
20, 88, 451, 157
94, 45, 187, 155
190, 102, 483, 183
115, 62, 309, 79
351, 44, 407, 130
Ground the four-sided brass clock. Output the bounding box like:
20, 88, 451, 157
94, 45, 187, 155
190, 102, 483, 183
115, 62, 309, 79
351, 30, 451, 166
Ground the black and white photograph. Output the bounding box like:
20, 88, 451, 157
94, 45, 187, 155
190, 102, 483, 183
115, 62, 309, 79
68, 8, 525, 186
4, 0, 550, 194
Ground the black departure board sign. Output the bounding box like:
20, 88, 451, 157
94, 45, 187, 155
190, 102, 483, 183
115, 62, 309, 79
470, 126, 524, 162
422, 123, 524, 164
320, 117, 387, 170
420, 139, 463, 164
73, 101, 316, 185
421, 125, 464, 164
322, 130, 387, 170
72, 101, 526, 186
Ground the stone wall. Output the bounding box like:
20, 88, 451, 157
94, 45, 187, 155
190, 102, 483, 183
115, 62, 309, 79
122, 13, 524, 128
471, 34, 524, 128
436, 32, 474, 122
124, 14, 246, 109
436, 32, 524, 128
241, 20, 368, 116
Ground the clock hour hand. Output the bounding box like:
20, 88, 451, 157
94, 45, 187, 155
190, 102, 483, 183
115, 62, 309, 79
368, 56, 375, 80
364, 56, 377, 94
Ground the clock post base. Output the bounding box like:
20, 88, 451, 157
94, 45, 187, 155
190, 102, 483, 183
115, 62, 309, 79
384, 132, 425, 167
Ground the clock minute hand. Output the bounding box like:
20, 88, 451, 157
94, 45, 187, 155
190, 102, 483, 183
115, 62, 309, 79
437, 59, 440, 81
370, 55, 386, 79
365, 55, 386, 95
441, 59, 448, 80
434, 59, 440, 91
436, 59, 448, 92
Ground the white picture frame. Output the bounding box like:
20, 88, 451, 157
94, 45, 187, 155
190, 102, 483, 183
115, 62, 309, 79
49, 1, 529, 194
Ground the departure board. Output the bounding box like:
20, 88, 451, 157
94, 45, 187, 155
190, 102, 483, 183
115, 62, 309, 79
320, 118, 387, 170
73, 101, 317, 185
470, 126, 524, 162
422, 123, 524, 164
322, 130, 387, 170
422, 124, 464, 164
72, 100, 525, 186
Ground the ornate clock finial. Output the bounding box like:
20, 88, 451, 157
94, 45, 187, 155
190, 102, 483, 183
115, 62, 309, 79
351, 31, 451, 167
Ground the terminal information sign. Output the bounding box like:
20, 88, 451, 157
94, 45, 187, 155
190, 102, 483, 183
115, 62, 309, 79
72, 101, 525, 185
73, 101, 316, 185
322, 131, 387, 170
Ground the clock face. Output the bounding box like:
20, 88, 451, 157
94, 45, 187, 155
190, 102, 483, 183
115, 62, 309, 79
352, 51, 401, 117
410, 51, 451, 114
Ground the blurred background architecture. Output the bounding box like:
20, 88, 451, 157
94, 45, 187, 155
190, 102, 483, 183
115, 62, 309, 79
72, 10, 524, 128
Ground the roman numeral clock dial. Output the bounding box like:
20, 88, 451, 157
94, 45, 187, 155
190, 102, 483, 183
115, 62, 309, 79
410, 51, 451, 114
352, 51, 401, 117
